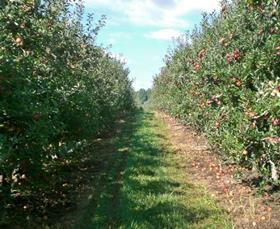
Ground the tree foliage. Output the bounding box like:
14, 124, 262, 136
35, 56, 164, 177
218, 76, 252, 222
0, 0, 134, 224
151, 0, 279, 186
135, 88, 152, 106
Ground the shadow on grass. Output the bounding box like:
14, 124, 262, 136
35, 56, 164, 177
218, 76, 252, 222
81, 111, 220, 228
63, 111, 225, 228
115, 111, 218, 228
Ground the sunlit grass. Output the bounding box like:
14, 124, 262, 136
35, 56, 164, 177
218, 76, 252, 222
83, 111, 233, 228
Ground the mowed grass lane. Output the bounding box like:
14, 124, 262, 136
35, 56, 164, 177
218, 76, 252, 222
73, 111, 233, 228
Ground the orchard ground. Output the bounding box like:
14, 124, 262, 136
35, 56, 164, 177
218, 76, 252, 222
49, 110, 278, 228
2, 110, 280, 228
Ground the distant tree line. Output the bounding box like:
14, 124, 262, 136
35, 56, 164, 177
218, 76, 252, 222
135, 88, 152, 106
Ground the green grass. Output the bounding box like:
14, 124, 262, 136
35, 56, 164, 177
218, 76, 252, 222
74, 111, 233, 228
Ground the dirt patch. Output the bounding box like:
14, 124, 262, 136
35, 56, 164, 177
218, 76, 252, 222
156, 112, 280, 229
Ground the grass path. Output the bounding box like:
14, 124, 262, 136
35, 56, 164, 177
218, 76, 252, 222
67, 111, 233, 228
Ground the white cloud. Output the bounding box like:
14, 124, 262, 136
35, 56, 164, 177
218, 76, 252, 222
84, 0, 220, 28
123, 0, 187, 28
107, 32, 132, 45
109, 53, 130, 65
148, 29, 182, 41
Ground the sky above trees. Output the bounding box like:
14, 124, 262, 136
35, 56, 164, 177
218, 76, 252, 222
84, 0, 220, 90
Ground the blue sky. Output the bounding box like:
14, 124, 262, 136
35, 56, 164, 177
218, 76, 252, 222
84, 0, 220, 90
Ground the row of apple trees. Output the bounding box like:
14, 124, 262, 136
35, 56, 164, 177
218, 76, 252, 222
0, 0, 134, 223
151, 0, 279, 186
